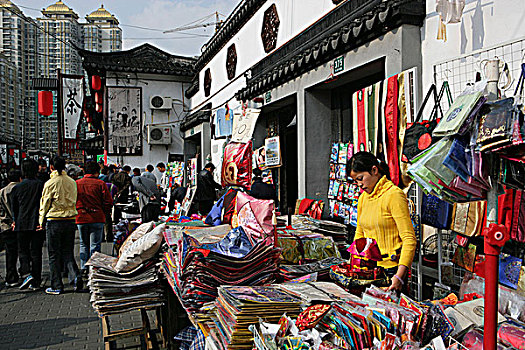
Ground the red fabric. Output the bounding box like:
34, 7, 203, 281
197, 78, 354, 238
385, 75, 400, 186
221, 141, 252, 189
356, 89, 367, 151
222, 188, 238, 224
298, 198, 315, 214
75, 174, 113, 224
498, 187, 515, 234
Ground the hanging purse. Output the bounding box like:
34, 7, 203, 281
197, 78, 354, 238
421, 193, 452, 229
402, 84, 446, 163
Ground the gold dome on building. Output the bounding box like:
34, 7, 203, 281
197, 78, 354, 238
86, 4, 119, 24
42, 1, 79, 19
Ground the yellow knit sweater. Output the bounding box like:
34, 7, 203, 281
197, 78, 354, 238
354, 176, 416, 269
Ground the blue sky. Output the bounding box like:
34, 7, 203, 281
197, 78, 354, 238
14, 0, 240, 57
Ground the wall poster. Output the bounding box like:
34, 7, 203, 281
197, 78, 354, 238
107, 87, 142, 155
265, 136, 281, 168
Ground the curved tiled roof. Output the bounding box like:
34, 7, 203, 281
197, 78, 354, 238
236, 0, 425, 101
79, 43, 196, 77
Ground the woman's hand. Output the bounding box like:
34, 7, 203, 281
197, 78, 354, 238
387, 265, 408, 291
387, 275, 403, 291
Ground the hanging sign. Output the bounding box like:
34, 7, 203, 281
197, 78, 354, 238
62, 77, 84, 139
231, 109, 260, 143
264, 91, 272, 104
265, 136, 281, 168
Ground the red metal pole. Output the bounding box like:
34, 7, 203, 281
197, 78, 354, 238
482, 223, 509, 350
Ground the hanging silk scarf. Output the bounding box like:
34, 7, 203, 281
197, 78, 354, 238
385, 75, 400, 186
353, 88, 368, 152
366, 84, 377, 153
221, 141, 252, 189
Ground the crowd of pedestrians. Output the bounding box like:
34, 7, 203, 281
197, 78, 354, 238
0, 157, 275, 295
0, 157, 171, 295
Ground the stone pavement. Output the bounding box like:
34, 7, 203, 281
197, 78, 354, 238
0, 235, 161, 350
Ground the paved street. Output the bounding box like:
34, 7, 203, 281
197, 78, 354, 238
0, 235, 158, 350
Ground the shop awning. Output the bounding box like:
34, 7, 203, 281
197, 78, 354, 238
235, 0, 425, 101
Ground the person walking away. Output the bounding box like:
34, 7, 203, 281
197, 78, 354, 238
0, 169, 21, 287
112, 165, 132, 225
104, 181, 118, 242
76, 162, 113, 276
142, 164, 156, 182
195, 163, 222, 216
131, 174, 162, 222
99, 166, 110, 182
39, 156, 82, 295
10, 159, 45, 290
249, 168, 277, 201
107, 164, 117, 183
37, 159, 50, 183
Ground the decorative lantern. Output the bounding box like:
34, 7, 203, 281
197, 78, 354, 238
38, 91, 53, 116
95, 91, 102, 105
96, 103, 103, 113
91, 75, 101, 90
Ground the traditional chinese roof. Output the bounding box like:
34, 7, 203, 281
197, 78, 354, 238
195, 0, 267, 72
180, 103, 212, 132
86, 4, 118, 24
42, 1, 79, 20
79, 43, 196, 77
236, 0, 426, 101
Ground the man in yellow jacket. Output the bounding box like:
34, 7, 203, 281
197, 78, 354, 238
39, 156, 82, 295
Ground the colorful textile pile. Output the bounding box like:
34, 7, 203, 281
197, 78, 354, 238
279, 257, 345, 282
277, 231, 341, 265
86, 252, 163, 316
162, 225, 281, 313
212, 286, 302, 349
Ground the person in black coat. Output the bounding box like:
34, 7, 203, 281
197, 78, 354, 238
249, 168, 276, 201
194, 163, 222, 215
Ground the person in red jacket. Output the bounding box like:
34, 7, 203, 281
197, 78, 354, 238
76, 161, 113, 274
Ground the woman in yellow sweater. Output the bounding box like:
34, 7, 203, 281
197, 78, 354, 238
349, 152, 416, 291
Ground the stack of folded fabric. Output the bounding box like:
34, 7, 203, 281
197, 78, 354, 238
86, 252, 163, 316
212, 285, 302, 350
280, 257, 345, 281
163, 225, 281, 313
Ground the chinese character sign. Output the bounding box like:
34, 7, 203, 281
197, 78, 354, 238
61, 77, 84, 139
107, 87, 142, 155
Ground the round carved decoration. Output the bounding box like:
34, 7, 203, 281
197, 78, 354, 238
261, 4, 280, 53
204, 68, 211, 97
226, 44, 237, 80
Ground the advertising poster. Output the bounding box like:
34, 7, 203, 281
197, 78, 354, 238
265, 136, 281, 168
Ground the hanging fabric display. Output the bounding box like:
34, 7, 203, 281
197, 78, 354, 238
62, 76, 84, 139
221, 141, 253, 189
384, 75, 400, 186
214, 107, 234, 138
352, 88, 368, 152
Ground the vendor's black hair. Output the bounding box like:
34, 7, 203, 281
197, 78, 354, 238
204, 163, 215, 171
52, 155, 66, 175
253, 168, 262, 177
85, 161, 101, 175
123, 165, 131, 172
156, 162, 165, 169
349, 151, 390, 179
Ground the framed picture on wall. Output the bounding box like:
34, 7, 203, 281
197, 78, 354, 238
107, 87, 142, 155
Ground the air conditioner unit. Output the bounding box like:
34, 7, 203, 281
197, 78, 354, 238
149, 96, 172, 110
147, 125, 172, 145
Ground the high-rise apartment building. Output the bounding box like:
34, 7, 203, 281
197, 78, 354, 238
83, 5, 122, 53
35, 1, 122, 154
0, 0, 38, 149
